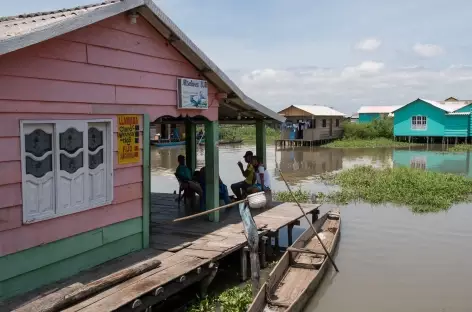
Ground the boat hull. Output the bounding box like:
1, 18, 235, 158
248, 208, 341, 312
151, 140, 185, 147
198, 139, 243, 146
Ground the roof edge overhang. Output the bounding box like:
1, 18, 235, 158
0, 0, 285, 123
279, 105, 346, 117
391, 99, 425, 113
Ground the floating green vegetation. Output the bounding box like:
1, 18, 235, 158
187, 283, 252, 312
448, 144, 472, 152
323, 138, 417, 149
322, 166, 472, 213
273, 188, 311, 203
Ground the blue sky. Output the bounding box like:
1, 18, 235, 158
4, 0, 472, 114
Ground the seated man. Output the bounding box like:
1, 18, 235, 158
231, 151, 255, 200
247, 155, 271, 194
199, 167, 231, 207
175, 155, 202, 197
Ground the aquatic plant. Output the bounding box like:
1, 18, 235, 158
323, 137, 416, 148
448, 144, 472, 152
273, 188, 311, 203
322, 165, 472, 213
187, 283, 252, 312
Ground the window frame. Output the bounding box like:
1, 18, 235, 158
335, 119, 340, 127
322, 119, 327, 128
411, 115, 427, 130
20, 119, 114, 224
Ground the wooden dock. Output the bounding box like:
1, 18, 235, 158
4, 193, 320, 312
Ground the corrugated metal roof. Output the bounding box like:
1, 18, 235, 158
0, 1, 121, 40
446, 112, 471, 116
419, 99, 468, 113
390, 99, 469, 114
440, 100, 472, 105
292, 105, 346, 117
0, 0, 284, 123
357, 105, 401, 114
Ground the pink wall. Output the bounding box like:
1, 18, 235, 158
0, 13, 220, 256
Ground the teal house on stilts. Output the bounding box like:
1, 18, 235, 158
393, 98, 472, 143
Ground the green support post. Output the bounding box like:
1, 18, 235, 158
142, 114, 150, 248
256, 120, 267, 165
185, 120, 197, 173
205, 120, 219, 222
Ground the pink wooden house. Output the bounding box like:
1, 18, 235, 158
0, 0, 283, 301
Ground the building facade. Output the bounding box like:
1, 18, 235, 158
393, 99, 471, 140
0, 0, 283, 300
278, 105, 346, 142
357, 106, 400, 123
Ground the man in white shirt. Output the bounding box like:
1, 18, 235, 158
248, 155, 271, 193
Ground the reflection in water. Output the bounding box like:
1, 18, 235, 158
393, 150, 472, 177
306, 203, 472, 312
277, 148, 344, 178
151, 145, 472, 312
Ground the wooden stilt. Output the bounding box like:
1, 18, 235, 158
287, 223, 295, 246
249, 249, 260, 296
240, 246, 248, 281
274, 231, 279, 253
260, 236, 268, 268
199, 262, 219, 297
312, 210, 319, 224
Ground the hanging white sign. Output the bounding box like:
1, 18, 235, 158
177, 78, 209, 109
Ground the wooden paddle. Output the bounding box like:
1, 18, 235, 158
277, 168, 340, 272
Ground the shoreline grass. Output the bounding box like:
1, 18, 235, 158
321, 165, 472, 213
448, 144, 472, 152
323, 138, 418, 149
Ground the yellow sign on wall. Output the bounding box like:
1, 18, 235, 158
117, 115, 140, 164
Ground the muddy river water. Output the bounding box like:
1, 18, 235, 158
151, 144, 472, 312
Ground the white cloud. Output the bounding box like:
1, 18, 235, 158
342, 61, 385, 77
355, 38, 382, 51
228, 63, 472, 114
413, 43, 444, 57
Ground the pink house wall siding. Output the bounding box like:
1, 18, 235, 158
0, 13, 220, 256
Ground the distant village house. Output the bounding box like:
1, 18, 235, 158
278, 105, 346, 144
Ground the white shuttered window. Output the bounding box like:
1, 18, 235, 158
21, 120, 113, 224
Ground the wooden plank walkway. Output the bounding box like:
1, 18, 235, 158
4, 193, 320, 312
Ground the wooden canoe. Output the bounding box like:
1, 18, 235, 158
197, 139, 243, 146
248, 208, 341, 312
151, 140, 185, 147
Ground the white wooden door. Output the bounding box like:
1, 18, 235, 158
55, 121, 89, 214
88, 122, 108, 207
22, 123, 55, 223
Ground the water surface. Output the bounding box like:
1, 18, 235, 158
151, 145, 472, 312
